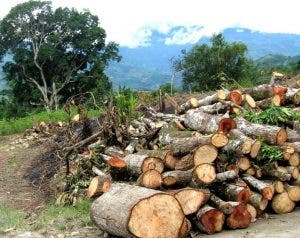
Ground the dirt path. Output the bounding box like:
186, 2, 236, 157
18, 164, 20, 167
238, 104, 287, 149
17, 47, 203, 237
0, 135, 45, 211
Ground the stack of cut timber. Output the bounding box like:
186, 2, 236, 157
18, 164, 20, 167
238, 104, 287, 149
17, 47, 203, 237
85, 82, 300, 237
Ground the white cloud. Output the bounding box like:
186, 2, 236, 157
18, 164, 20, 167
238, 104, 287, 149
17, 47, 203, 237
0, 0, 299, 47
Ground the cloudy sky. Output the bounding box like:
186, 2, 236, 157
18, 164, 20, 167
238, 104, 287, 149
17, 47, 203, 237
0, 0, 299, 47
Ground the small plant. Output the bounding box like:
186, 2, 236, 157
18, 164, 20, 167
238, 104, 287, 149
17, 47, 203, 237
244, 105, 300, 126
258, 143, 283, 164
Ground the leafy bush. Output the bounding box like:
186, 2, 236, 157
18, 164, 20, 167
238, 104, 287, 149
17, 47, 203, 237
258, 143, 283, 164
244, 105, 300, 126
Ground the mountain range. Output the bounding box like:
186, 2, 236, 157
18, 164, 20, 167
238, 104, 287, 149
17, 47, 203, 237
1, 27, 300, 90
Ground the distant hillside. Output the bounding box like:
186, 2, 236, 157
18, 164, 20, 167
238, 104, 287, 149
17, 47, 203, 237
106, 27, 300, 89
255, 54, 300, 68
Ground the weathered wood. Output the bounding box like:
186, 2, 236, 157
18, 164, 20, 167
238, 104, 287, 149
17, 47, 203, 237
171, 188, 210, 215
137, 169, 162, 189
271, 192, 295, 214
235, 117, 287, 145
193, 205, 225, 234
162, 169, 193, 187
215, 170, 238, 182
90, 183, 185, 238
242, 174, 274, 200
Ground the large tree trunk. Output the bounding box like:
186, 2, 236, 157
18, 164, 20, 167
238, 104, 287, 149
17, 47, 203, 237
90, 183, 185, 238
193, 205, 225, 234
235, 117, 287, 145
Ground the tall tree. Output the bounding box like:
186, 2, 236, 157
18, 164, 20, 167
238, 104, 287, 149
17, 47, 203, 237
175, 34, 253, 91
0, 1, 120, 111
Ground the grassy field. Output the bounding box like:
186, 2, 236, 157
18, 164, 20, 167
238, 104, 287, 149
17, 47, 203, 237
0, 108, 101, 136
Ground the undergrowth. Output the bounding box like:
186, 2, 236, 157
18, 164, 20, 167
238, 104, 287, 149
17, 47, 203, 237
258, 143, 284, 164
0, 108, 101, 136
0, 205, 28, 232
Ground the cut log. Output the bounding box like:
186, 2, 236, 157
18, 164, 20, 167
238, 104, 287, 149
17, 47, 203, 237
215, 170, 238, 182
124, 138, 139, 155
243, 84, 274, 100
171, 188, 210, 215
262, 167, 291, 181
246, 204, 257, 222
137, 149, 176, 170
178, 97, 200, 113
175, 154, 194, 171
246, 167, 256, 176
219, 184, 251, 203
90, 183, 185, 238
285, 166, 299, 179
230, 89, 243, 105
104, 146, 124, 158
287, 128, 300, 143
235, 117, 287, 145
184, 109, 225, 133
198, 102, 228, 114
193, 163, 217, 185
284, 183, 300, 202
237, 157, 251, 171
250, 140, 262, 158
222, 139, 252, 156
193, 205, 225, 234
283, 142, 300, 153
86, 175, 111, 198
123, 154, 164, 176
245, 94, 256, 108
137, 170, 162, 189
193, 145, 218, 166
226, 203, 251, 229
218, 118, 237, 134
229, 129, 255, 155
271, 192, 295, 214
209, 194, 237, 214
162, 169, 193, 187
179, 218, 191, 238
263, 180, 285, 194
242, 174, 274, 200
248, 191, 268, 210
288, 152, 299, 167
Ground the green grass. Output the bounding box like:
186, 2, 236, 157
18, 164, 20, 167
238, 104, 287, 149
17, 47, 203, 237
33, 198, 92, 231
0, 205, 28, 232
0, 108, 101, 136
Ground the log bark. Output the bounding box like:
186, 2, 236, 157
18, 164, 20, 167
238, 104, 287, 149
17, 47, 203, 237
175, 154, 194, 171
243, 84, 274, 100
271, 192, 295, 214
162, 169, 193, 187
242, 174, 274, 200
249, 191, 268, 210
263, 180, 285, 194
137, 169, 162, 189
287, 128, 300, 142
284, 183, 300, 202
262, 167, 292, 181
104, 146, 124, 158
229, 129, 255, 155
215, 170, 238, 182
90, 183, 185, 238
137, 149, 175, 169
193, 205, 225, 234
235, 117, 287, 145
171, 188, 210, 215
193, 145, 218, 166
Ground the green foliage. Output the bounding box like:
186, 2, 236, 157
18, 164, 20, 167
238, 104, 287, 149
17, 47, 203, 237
244, 105, 300, 126
33, 198, 92, 230
175, 33, 257, 91
258, 143, 283, 164
0, 0, 120, 111
0, 108, 100, 136
0, 205, 28, 232
114, 87, 139, 124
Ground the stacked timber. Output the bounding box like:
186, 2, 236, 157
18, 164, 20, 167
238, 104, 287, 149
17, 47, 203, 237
59, 81, 300, 237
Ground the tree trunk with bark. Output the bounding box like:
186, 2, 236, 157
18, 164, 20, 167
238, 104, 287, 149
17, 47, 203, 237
90, 183, 185, 238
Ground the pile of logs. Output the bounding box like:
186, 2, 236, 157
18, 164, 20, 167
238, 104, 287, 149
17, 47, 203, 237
66, 82, 299, 237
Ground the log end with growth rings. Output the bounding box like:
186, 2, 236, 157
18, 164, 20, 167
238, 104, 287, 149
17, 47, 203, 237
218, 118, 237, 134
276, 128, 288, 145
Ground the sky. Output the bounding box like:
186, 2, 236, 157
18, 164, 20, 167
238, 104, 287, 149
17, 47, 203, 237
0, 0, 299, 47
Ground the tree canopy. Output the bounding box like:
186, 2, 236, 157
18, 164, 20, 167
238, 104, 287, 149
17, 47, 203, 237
175, 34, 254, 91
0, 0, 120, 112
